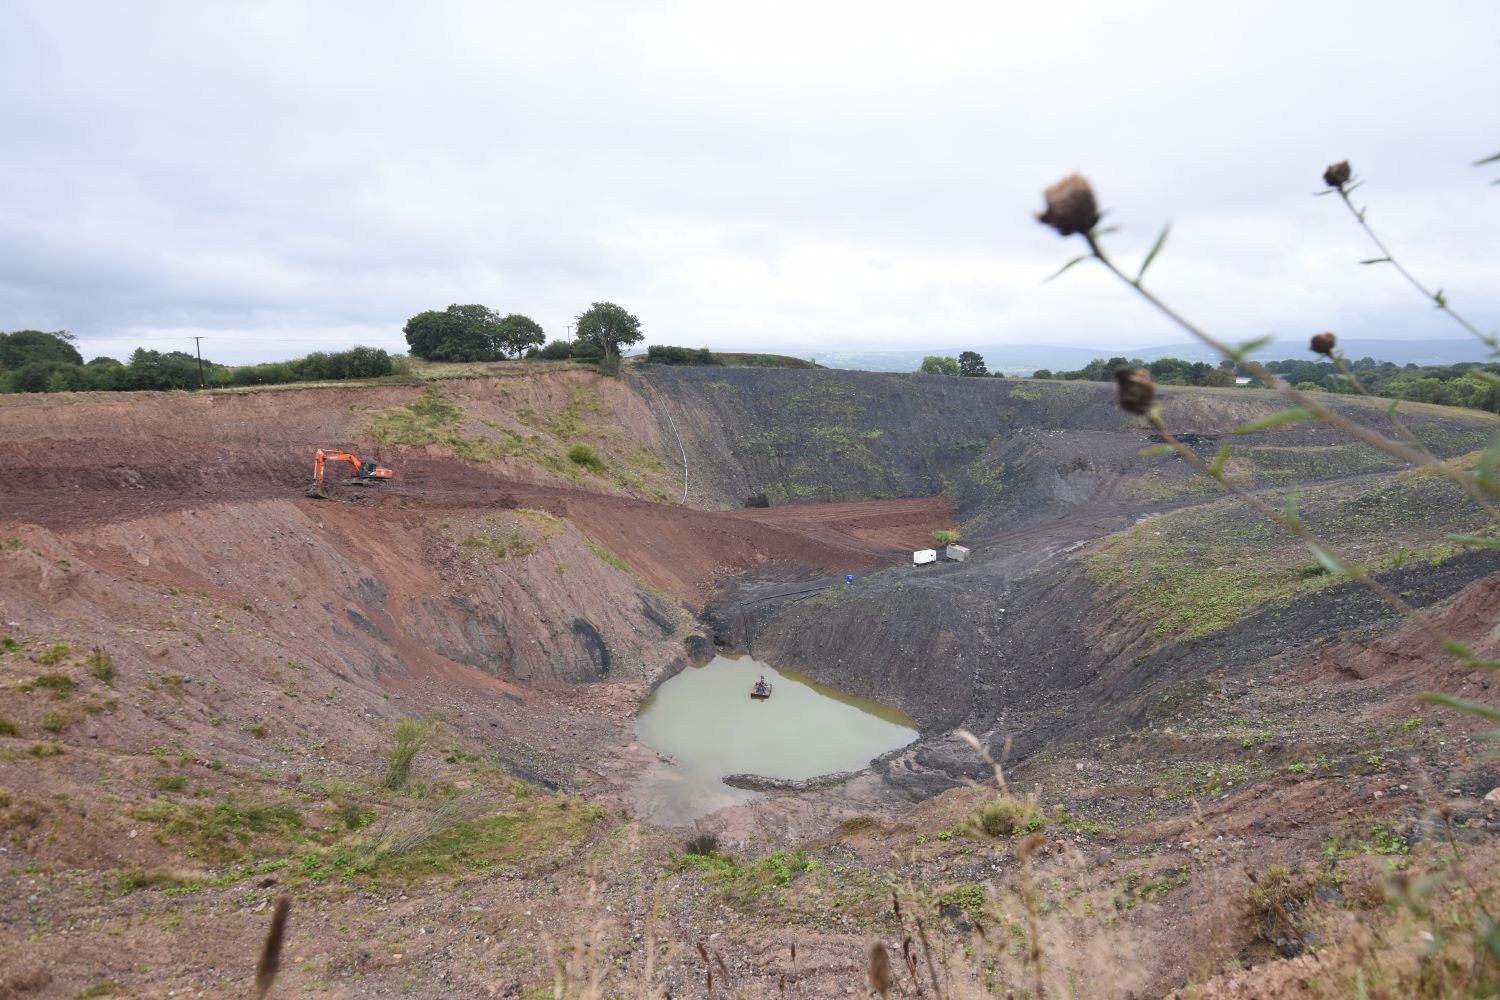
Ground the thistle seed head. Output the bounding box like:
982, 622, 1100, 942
1113, 367, 1156, 415
1037, 173, 1100, 236
1323, 160, 1352, 189
1310, 331, 1337, 355
867, 941, 894, 999
1016, 832, 1047, 862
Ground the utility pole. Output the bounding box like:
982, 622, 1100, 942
565, 323, 574, 344
192, 336, 206, 389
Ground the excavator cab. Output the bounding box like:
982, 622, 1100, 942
307, 449, 393, 499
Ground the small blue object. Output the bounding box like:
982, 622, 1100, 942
846, 574, 855, 585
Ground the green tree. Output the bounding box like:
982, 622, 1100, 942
1199, 367, 1236, 388
575, 302, 643, 372
919, 355, 960, 376
1032, 369, 1054, 379
495, 314, 546, 358
403, 304, 510, 361
570, 339, 604, 363
958, 351, 988, 377
536, 339, 574, 360
0, 330, 83, 370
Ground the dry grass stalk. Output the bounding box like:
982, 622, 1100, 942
890, 893, 926, 996
696, 940, 739, 998
1015, 834, 1046, 996
913, 913, 945, 1000
545, 879, 609, 999
955, 729, 1011, 796
712, 949, 732, 991
252, 895, 291, 1000
639, 893, 663, 1000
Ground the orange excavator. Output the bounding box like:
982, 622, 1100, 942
307, 449, 393, 499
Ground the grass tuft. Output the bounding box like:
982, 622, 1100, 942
968, 797, 1046, 838
381, 719, 434, 791
684, 832, 720, 857
86, 648, 114, 684
567, 443, 604, 473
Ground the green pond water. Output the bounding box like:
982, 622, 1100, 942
630, 654, 918, 825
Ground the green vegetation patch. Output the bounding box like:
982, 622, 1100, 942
130, 797, 306, 864
1009, 382, 1042, 401
678, 846, 821, 900
462, 530, 537, 561
371, 799, 604, 880
18, 673, 77, 698
369, 384, 671, 499
1083, 473, 1489, 640
369, 387, 581, 477
745, 380, 890, 502
584, 539, 637, 578
939, 883, 989, 913
567, 443, 603, 473
36, 642, 72, 666
367, 386, 467, 446
85, 650, 113, 684
717, 352, 821, 369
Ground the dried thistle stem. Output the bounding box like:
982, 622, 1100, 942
1145, 412, 1465, 657
1332, 186, 1497, 351
1080, 232, 1499, 509
1327, 353, 1499, 520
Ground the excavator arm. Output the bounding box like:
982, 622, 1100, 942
308, 449, 393, 498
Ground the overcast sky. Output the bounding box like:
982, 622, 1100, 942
2, 1, 1496, 365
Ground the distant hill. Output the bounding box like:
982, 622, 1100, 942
805, 339, 1494, 375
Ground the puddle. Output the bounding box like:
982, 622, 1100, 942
630, 653, 918, 825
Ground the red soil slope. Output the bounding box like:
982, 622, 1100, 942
0, 381, 951, 606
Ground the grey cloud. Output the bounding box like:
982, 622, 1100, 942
1, 2, 1496, 366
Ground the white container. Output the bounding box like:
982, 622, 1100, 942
913, 549, 937, 565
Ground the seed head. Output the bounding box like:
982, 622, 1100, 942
1037, 173, 1100, 236
253, 896, 292, 1000
1113, 367, 1155, 415
1310, 331, 1336, 355
1016, 832, 1047, 863
867, 941, 894, 999
1323, 161, 1352, 189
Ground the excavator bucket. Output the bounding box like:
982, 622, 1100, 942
306, 482, 330, 500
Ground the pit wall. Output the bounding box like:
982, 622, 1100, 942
633, 367, 1497, 536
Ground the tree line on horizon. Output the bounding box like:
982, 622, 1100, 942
917, 350, 1500, 412
0, 301, 647, 394
402, 301, 642, 372
0, 330, 396, 393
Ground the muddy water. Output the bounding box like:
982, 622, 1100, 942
630, 654, 918, 825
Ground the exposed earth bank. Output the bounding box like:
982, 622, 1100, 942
1, 365, 1498, 998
